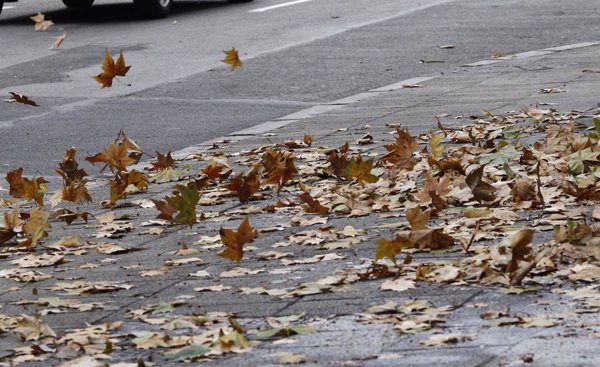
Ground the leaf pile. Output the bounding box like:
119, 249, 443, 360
1, 106, 600, 365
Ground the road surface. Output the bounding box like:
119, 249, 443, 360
1, 0, 600, 180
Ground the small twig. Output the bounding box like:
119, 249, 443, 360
436, 118, 447, 136
461, 220, 479, 253
510, 248, 550, 286
535, 160, 545, 205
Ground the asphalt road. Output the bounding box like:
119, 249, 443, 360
1, 0, 600, 180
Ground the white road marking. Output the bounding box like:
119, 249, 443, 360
171, 40, 600, 155
464, 41, 600, 67
250, 0, 313, 13
2, 5, 16, 9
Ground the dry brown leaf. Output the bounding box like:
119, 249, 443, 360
466, 165, 496, 202
262, 149, 298, 193
224, 166, 261, 203
218, 217, 257, 262
381, 128, 419, 167
93, 49, 131, 88
30, 12, 54, 31
7, 92, 39, 107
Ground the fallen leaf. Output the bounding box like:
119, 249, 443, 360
218, 217, 257, 262
7, 92, 39, 107
262, 149, 298, 192
30, 12, 54, 31
419, 333, 473, 347
278, 353, 306, 365
466, 165, 496, 202
380, 278, 416, 292
224, 166, 261, 203
381, 128, 419, 168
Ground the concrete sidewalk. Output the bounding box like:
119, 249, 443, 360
1, 43, 600, 367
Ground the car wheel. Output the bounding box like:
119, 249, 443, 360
134, 0, 173, 19
63, 0, 94, 8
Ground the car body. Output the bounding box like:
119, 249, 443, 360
0, 0, 253, 18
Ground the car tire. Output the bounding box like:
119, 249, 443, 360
228, 0, 253, 3
63, 0, 94, 8
134, 0, 173, 19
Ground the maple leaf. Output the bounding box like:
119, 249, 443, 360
406, 206, 431, 230
222, 47, 243, 71
224, 166, 261, 203
7, 92, 39, 107
262, 149, 298, 193
120, 131, 144, 163
428, 131, 445, 159
21, 208, 51, 248
381, 128, 419, 168
30, 12, 54, 31
86, 137, 139, 173
465, 165, 496, 202
61, 182, 93, 204
375, 235, 412, 264
109, 170, 148, 204
562, 181, 600, 201
405, 206, 453, 250
157, 185, 200, 226
5, 168, 48, 206
565, 148, 600, 175
56, 148, 88, 184
14, 315, 56, 341
0, 207, 22, 246
507, 229, 534, 276
480, 145, 520, 165
328, 150, 349, 176
202, 155, 233, 181
511, 178, 536, 203
413, 174, 450, 209
187, 176, 211, 192
303, 134, 314, 146
150, 151, 176, 171
218, 217, 257, 262
553, 220, 592, 246
93, 49, 131, 88
410, 228, 454, 250
299, 193, 329, 215
343, 155, 379, 184
430, 156, 465, 175
50, 209, 90, 225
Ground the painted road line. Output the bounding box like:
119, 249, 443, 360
371, 76, 439, 92
542, 41, 600, 52
2, 5, 15, 9
464, 41, 600, 67
140, 40, 600, 159
250, 0, 313, 13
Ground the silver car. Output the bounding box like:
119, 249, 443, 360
0, 0, 253, 18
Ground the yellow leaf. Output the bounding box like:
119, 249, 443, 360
222, 47, 243, 71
